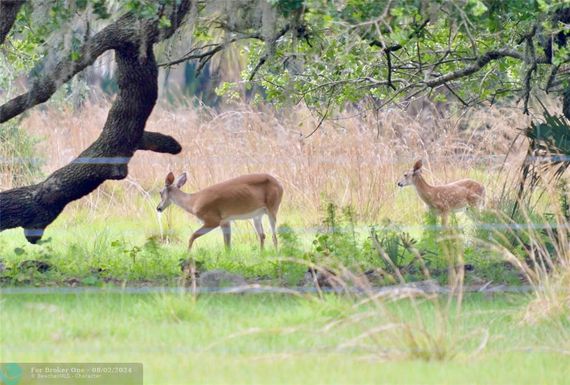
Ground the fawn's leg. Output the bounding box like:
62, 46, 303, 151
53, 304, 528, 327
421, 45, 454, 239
441, 212, 449, 230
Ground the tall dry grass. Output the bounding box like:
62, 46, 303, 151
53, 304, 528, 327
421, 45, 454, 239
6, 100, 532, 225
480, 188, 570, 324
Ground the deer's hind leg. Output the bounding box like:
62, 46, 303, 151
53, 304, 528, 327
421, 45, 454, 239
440, 212, 449, 230
253, 216, 266, 250
267, 211, 278, 249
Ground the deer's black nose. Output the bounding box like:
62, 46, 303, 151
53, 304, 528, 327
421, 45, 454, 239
157, 206, 163, 212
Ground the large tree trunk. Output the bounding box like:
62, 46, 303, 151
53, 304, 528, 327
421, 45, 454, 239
0, 43, 176, 243
0, 1, 191, 243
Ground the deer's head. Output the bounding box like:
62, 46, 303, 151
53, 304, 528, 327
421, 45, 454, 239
397, 159, 422, 187
157, 172, 187, 212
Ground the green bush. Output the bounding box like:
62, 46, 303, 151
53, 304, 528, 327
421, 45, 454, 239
0, 121, 43, 186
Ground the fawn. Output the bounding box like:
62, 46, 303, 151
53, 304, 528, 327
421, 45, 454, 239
397, 160, 485, 227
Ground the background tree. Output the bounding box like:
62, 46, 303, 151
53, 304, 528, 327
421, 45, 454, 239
238, 0, 570, 205
231, 1, 569, 119
0, 0, 299, 243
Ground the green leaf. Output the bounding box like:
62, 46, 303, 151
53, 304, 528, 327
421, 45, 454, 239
93, 0, 111, 19
469, 0, 488, 16
70, 51, 80, 62
110, 240, 122, 248
159, 15, 172, 28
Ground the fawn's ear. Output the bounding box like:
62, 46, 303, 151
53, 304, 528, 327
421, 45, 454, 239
413, 159, 423, 171
165, 172, 175, 186
175, 172, 187, 188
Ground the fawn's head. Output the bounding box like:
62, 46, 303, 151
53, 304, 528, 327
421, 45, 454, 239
157, 172, 187, 212
397, 159, 423, 187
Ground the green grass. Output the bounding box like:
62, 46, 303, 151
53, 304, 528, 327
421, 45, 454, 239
1, 292, 569, 384
0, 208, 309, 285
0, 185, 560, 287
0, 204, 530, 287
1, 198, 568, 383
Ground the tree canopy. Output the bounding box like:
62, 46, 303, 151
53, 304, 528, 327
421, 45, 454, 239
239, 0, 570, 119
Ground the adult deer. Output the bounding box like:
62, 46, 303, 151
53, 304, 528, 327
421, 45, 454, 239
157, 172, 283, 250
397, 160, 485, 227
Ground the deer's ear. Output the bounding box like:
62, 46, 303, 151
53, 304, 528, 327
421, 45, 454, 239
165, 172, 175, 186
413, 159, 423, 171
175, 172, 187, 188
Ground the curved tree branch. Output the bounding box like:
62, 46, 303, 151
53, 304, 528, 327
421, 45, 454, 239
138, 132, 182, 154
1, 42, 159, 242
0, 1, 192, 243
423, 49, 528, 88
0, 0, 191, 123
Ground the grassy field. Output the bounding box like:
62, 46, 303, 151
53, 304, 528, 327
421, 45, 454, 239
2, 103, 570, 384
0, 200, 530, 287
3, 102, 528, 221
1, 292, 569, 385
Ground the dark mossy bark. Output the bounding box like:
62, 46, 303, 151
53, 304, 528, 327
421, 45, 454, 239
0, 1, 191, 243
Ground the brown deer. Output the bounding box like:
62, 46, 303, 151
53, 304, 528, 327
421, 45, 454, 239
397, 160, 485, 227
157, 172, 283, 250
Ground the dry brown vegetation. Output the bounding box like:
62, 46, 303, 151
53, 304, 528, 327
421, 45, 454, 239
4, 99, 534, 226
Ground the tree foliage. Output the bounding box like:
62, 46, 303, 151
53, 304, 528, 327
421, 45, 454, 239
235, 0, 570, 118
5, 1, 570, 115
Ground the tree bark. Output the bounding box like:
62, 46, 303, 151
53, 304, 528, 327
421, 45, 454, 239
138, 132, 182, 153
0, 42, 166, 242
0, 1, 193, 243
0, 0, 24, 45
0, 1, 190, 124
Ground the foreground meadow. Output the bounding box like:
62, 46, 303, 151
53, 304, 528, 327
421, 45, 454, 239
1, 292, 569, 385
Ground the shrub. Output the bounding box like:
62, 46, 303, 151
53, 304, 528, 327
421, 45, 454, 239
0, 121, 43, 187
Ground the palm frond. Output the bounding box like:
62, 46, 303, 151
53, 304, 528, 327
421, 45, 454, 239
513, 108, 570, 216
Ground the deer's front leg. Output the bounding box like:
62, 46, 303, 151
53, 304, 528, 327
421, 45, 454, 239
220, 221, 231, 250
188, 220, 220, 251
